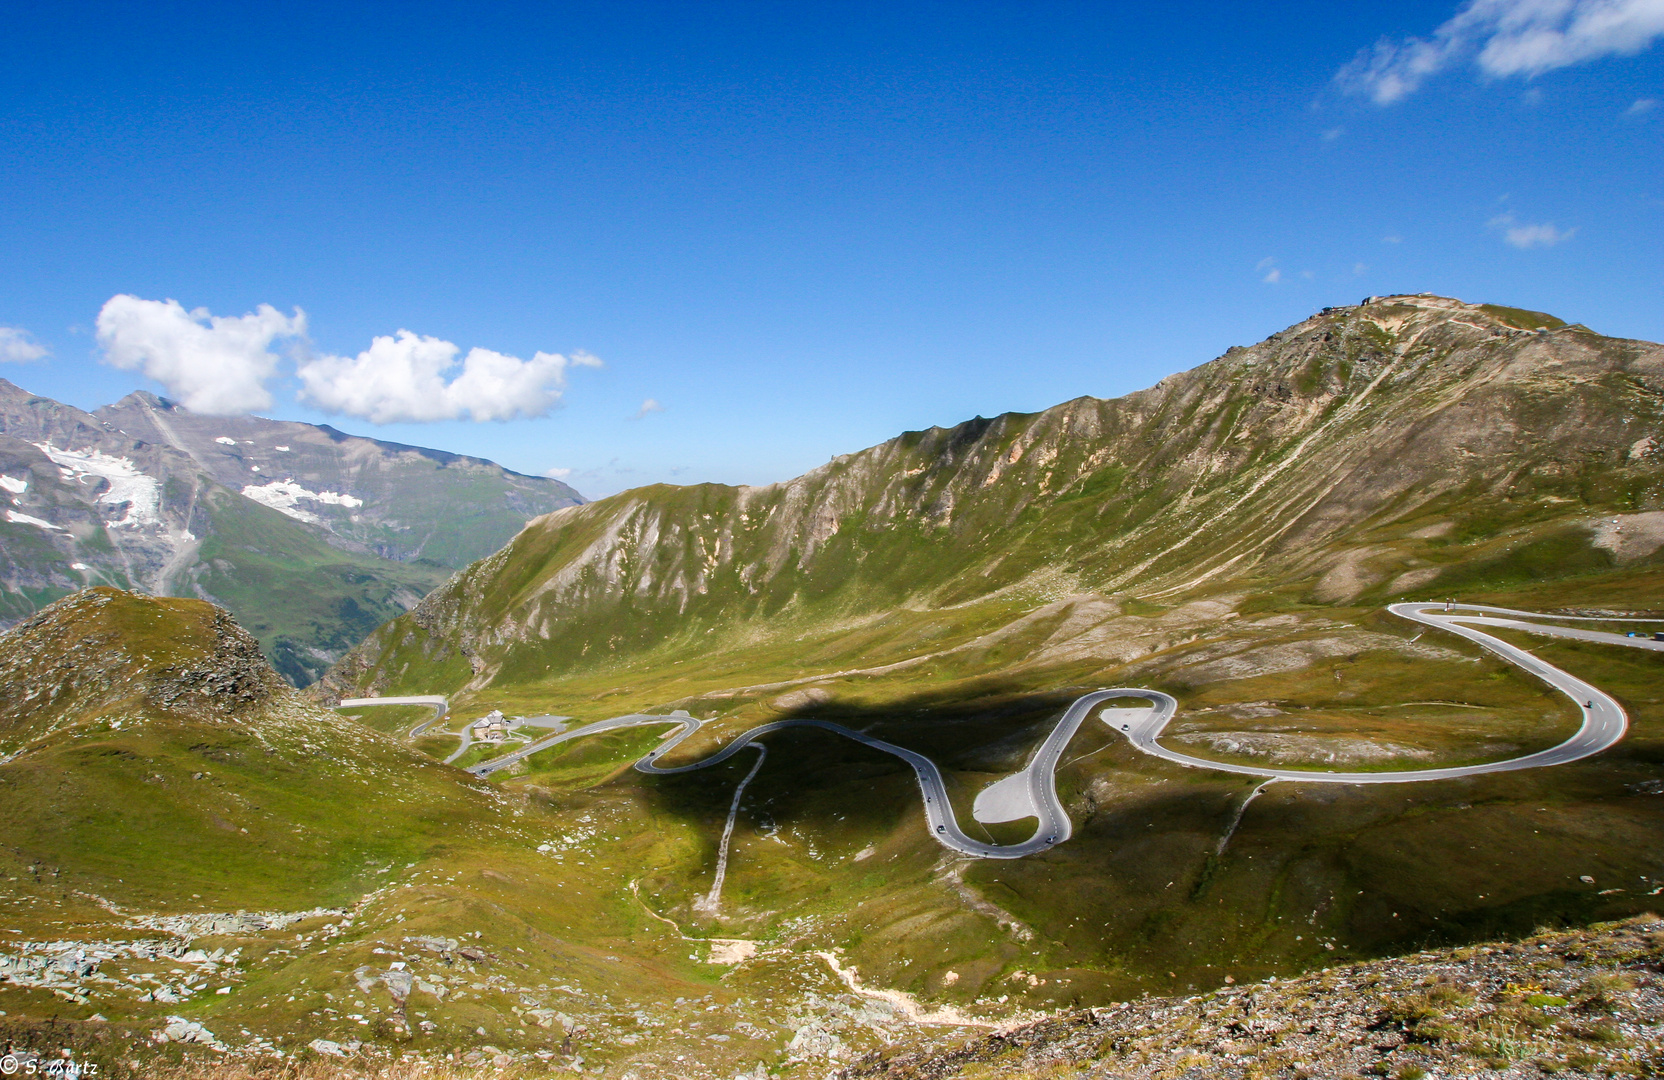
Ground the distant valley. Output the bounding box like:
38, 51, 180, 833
0, 381, 581, 683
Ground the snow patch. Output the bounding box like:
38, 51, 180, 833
214, 436, 237, 446
6, 510, 61, 531
32, 444, 162, 527
0, 475, 27, 494
71, 562, 90, 570
274, 445, 290, 452
241, 479, 364, 523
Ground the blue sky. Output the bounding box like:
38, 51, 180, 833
2, 1, 1660, 497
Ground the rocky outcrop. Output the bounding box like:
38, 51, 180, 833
0, 587, 287, 751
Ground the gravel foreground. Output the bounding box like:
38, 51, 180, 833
4, 916, 1660, 1079
835, 915, 1664, 1080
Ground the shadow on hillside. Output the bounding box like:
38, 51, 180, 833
628, 681, 1097, 837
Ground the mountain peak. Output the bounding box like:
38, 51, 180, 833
110, 389, 174, 410
1338, 292, 1568, 331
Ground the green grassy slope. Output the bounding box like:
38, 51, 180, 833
182, 488, 448, 686
0, 591, 782, 1075
0, 588, 483, 905
9, 295, 1664, 1075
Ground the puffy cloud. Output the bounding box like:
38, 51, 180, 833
96, 294, 597, 423
1338, 0, 1664, 104
543, 466, 574, 479
297, 331, 602, 423
1489, 211, 1577, 247
1629, 96, 1660, 112
96, 295, 304, 415
0, 326, 49, 363
629, 398, 665, 420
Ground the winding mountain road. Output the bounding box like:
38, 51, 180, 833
460, 602, 1648, 859
1109, 603, 1639, 784
334, 695, 449, 738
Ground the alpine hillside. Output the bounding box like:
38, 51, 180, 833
94, 390, 582, 567
326, 294, 1664, 702
298, 295, 1664, 1048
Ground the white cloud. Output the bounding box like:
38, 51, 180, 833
96, 295, 304, 415
1489, 211, 1577, 247
297, 332, 602, 423
0, 326, 49, 363
1321, 126, 1346, 140
96, 294, 599, 423
1383, 234, 1404, 244
1354, 262, 1369, 275
1629, 96, 1660, 112
1338, 0, 1664, 105
543, 466, 574, 479
629, 398, 665, 420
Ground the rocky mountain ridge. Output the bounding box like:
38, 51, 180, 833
93, 390, 581, 566
323, 294, 1664, 700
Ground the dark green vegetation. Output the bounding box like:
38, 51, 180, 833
0, 381, 580, 684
